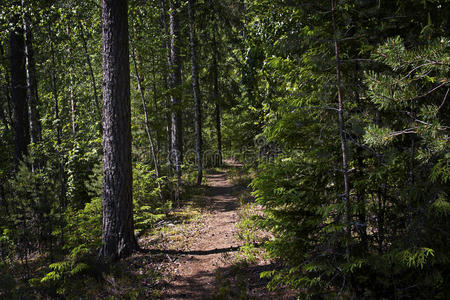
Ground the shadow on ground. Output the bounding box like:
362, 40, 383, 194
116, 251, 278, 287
198, 170, 241, 213
161, 261, 296, 300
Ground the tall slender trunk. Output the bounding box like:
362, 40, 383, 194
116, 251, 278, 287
130, 37, 163, 200
356, 146, 367, 250
22, 1, 41, 146
10, 14, 29, 165
66, 25, 76, 139
407, 102, 416, 239
164, 77, 172, 173
188, 0, 203, 185
160, 0, 172, 170
99, 0, 137, 262
77, 19, 101, 118
331, 0, 350, 256
49, 25, 66, 244
374, 111, 385, 253
169, 0, 183, 199
353, 62, 367, 251
211, 29, 222, 165
151, 57, 161, 165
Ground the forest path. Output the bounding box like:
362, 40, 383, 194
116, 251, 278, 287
136, 160, 294, 299
160, 161, 243, 299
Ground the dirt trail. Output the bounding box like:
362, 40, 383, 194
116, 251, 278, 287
161, 164, 243, 299
136, 161, 294, 299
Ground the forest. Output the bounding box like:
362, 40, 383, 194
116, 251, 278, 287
0, 0, 449, 298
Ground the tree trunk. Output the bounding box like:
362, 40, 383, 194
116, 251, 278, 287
374, 111, 385, 253
188, 0, 203, 185
151, 57, 161, 166
160, 0, 172, 173
65, 25, 76, 139
169, 0, 183, 198
22, 1, 41, 145
10, 14, 29, 165
49, 24, 66, 244
130, 36, 163, 200
331, 0, 350, 256
211, 30, 222, 166
77, 19, 101, 118
99, 0, 136, 262
164, 76, 172, 172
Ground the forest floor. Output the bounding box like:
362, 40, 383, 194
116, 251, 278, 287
121, 160, 296, 299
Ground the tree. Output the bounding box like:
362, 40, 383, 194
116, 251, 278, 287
22, 0, 41, 147
9, 9, 29, 165
130, 35, 163, 200
188, 0, 203, 185
212, 29, 222, 166
168, 0, 183, 197
98, 0, 136, 261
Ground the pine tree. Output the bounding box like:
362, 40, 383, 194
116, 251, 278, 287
99, 0, 137, 262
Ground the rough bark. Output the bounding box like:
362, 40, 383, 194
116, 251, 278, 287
10, 14, 29, 164
188, 0, 203, 185
99, 0, 136, 262
169, 0, 183, 197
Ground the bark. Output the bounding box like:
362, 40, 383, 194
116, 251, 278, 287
99, 0, 136, 262
22, 1, 41, 145
211, 29, 222, 166
188, 0, 203, 185
10, 15, 29, 165
331, 0, 350, 256
169, 0, 183, 198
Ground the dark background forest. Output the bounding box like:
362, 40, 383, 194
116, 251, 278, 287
0, 0, 449, 298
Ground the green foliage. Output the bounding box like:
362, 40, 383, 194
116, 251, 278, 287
247, 1, 449, 298
252, 154, 347, 296
133, 163, 171, 235
37, 197, 102, 296
1, 0, 449, 298
398, 247, 435, 269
